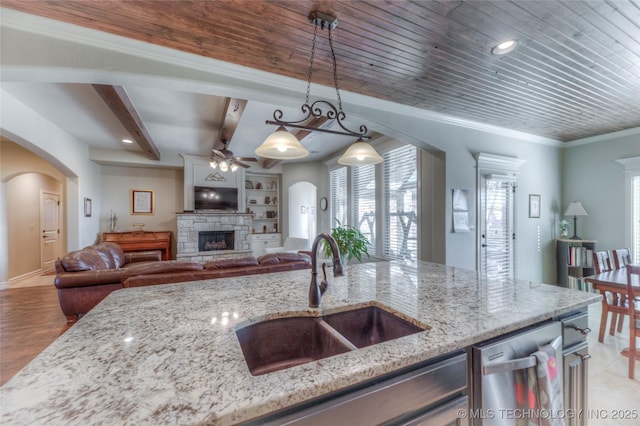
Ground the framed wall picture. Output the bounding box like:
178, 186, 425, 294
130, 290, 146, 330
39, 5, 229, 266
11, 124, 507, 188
529, 194, 541, 218
131, 189, 155, 215
84, 198, 92, 217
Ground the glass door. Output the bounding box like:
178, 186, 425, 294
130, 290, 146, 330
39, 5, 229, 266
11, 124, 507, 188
479, 174, 516, 281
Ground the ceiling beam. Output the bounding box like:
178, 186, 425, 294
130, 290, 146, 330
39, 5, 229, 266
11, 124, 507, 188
92, 84, 160, 160
213, 97, 248, 150
262, 116, 329, 169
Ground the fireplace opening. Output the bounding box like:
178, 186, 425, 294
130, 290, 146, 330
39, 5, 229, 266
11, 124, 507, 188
199, 231, 235, 252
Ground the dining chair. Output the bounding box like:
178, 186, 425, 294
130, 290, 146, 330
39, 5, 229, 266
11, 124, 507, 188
613, 248, 631, 269
593, 250, 613, 274
625, 264, 640, 379
593, 251, 627, 341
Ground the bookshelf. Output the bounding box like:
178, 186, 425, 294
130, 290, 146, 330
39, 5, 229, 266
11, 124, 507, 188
245, 172, 281, 251
556, 238, 596, 291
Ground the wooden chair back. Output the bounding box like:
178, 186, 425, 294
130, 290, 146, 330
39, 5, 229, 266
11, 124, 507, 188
613, 248, 631, 269
625, 264, 640, 379
593, 251, 613, 274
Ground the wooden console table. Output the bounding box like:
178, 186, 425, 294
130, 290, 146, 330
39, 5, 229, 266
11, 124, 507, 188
102, 231, 171, 260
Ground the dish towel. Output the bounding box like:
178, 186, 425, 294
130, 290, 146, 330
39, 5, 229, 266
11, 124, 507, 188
514, 344, 564, 426
532, 343, 564, 426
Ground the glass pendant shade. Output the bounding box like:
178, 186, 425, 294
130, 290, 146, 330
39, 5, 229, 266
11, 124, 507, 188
338, 140, 383, 165
255, 126, 309, 160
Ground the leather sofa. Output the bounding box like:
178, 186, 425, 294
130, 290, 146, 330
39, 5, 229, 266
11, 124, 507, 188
55, 243, 312, 323
122, 252, 312, 287
54, 242, 203, 323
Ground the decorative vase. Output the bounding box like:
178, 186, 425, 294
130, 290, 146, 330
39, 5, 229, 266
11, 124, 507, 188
561, 229, 568, 238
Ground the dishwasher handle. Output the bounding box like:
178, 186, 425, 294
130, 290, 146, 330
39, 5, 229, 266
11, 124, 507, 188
483, 336, 562, 376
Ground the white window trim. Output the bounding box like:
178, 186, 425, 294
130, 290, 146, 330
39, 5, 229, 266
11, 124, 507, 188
615, 156, 640, 259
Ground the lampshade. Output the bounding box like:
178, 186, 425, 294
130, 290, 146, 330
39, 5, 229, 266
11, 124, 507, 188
255, 126, 309, 160
564, 201, 588, 217
338, 140, 383, 165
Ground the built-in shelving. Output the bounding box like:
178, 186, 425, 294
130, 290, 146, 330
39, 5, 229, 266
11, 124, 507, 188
556, 238, 596, 292
245, 173, 281, 254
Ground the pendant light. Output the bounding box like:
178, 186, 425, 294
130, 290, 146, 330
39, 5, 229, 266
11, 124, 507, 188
338, 138, 383, 165
256, 11, 382, 165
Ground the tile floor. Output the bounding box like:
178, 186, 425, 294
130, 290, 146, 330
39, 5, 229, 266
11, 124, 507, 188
5, 275, 640, 424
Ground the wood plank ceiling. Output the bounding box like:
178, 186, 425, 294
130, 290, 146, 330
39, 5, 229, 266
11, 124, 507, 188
3, 0, 640, 142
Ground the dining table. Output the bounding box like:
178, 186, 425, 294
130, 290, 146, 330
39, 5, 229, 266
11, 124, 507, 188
585, 267, 639, 360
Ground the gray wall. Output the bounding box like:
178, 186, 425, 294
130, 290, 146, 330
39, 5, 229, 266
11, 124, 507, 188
563, 131, 640, 252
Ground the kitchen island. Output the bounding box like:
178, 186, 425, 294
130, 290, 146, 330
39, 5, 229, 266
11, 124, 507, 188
1, 261, 600, 425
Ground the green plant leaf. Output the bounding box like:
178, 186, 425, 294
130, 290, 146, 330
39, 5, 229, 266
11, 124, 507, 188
323, 219, 370, 264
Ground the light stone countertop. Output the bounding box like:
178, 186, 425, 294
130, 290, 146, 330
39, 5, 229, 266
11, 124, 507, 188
1, 261, 600, 425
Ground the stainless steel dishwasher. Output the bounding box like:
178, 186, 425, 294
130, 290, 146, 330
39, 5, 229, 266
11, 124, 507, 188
247, 352, 468, 425
471, 321, 563, 426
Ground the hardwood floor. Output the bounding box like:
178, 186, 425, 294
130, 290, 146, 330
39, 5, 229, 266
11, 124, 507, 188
0, 280, 70, 386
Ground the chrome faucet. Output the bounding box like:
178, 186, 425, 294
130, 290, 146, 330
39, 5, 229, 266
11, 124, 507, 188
309, 233, 344, 308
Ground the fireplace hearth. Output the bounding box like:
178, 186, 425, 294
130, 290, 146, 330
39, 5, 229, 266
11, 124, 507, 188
199, 231, 234, 252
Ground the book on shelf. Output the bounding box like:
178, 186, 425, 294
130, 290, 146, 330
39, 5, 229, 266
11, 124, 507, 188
567, 275, 594, 292
567, 246, 593, 268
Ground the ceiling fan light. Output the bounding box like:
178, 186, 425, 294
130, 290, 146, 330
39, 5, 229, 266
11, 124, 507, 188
255, 126, 309, 160
209, 160, 218, 169
230, 163, 238, 172
338, 140, 383, 165
219, 161, 229, 172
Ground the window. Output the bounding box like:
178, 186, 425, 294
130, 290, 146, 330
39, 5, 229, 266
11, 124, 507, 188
352, 164, 376, 255
383, 145, 418, 260
329, 167, 347, 229
616, 157, 640, 264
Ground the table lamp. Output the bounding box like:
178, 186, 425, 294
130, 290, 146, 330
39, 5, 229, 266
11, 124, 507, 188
564, 201, 588, 240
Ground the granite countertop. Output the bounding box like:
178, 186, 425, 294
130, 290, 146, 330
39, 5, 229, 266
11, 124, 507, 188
1, 261, 600, 425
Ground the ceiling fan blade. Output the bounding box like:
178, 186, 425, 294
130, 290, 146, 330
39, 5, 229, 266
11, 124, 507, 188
234, 156, 258, 162
234, 160, 251, 169
212, 149, 225, 158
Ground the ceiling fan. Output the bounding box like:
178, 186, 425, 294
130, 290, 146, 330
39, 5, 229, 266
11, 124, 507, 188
210, 138, 257, 171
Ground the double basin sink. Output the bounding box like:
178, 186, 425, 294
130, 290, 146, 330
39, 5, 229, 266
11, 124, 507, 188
235, 304, 428, 376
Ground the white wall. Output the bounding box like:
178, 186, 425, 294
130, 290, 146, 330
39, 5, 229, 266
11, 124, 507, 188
563, 130, 640, 252
100, 165, 183, 256
282, 162, 329, 241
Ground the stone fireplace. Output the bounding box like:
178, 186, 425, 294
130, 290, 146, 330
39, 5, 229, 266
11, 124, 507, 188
176, 213, 252, 262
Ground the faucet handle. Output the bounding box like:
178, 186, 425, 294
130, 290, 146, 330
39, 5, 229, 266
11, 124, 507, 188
320, 262, 329, 294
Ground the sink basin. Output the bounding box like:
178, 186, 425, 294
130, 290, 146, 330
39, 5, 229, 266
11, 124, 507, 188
235, 316, 354, 376
236, 305, 427, 375
324, 306, 426, 348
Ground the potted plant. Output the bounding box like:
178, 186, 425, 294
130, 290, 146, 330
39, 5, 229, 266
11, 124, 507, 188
560, 220, 569, 238
323, 219, 370, 265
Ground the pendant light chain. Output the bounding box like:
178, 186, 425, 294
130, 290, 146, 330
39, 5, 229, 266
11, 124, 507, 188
305, 22, 319, 106
328, 26, 343, 113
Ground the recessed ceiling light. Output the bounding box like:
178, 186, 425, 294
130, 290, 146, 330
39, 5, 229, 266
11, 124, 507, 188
122, 139, 133, 144
492, 39, 518, 55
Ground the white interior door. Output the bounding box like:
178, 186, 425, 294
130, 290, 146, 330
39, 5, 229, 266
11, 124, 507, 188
288, 182, 317, 240
41, 191, 60, 271
479, 175, 516, 281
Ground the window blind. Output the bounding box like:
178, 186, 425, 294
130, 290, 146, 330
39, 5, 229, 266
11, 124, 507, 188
632, 175, 640, 264
481, 177, 515, 281
383, 145, 418, 260
330, 167, 348, 229
352, 164, 376, 255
